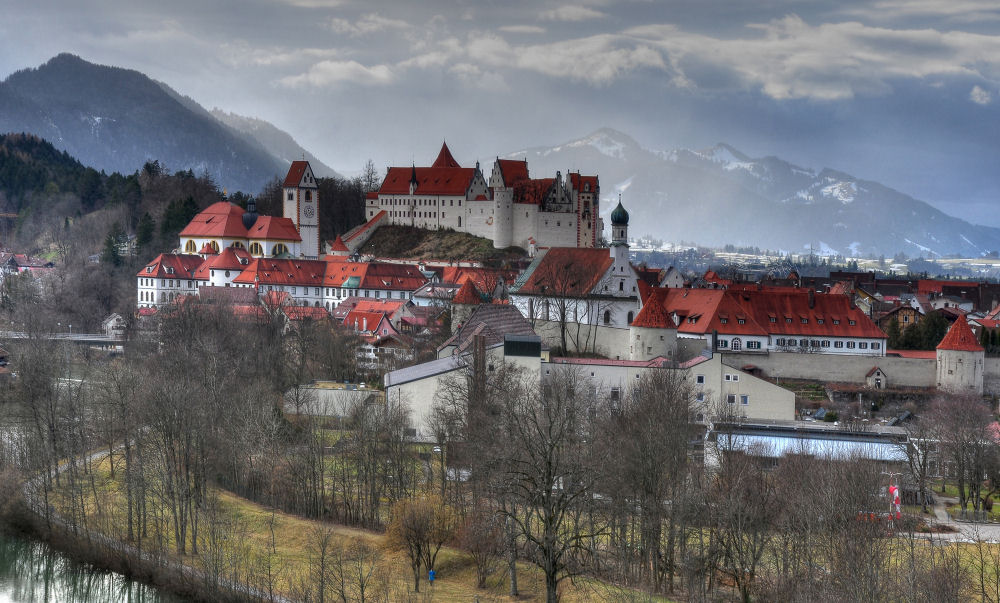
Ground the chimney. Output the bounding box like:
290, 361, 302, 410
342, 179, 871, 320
808, 289, 815, 309
362, 316, 367, 331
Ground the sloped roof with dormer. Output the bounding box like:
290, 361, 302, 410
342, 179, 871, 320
245, 216, 302, 241
438, 304, 538, 355
232, 258, 326, 287
514, 247, 614, 297
180, 202, 247, 238
137, 253, 204, 279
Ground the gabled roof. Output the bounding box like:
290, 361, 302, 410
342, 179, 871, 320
204, 247, 252, 271
179, 202, 247, 238
198, 243, 218, 255
329, 235, 349, 252
452, 280, 481, 305
322, 261, 427, 291
438, 304, 537, 355
515, 248, 614, 297
283, 161, 315, 187
137, 253, 204, 279
345, 310, 389, 333
512, 178, 554, 205
432, 142, 460, 168
568, 172, 598, 193
937, 315, 983, 352
496, 159, 528, 185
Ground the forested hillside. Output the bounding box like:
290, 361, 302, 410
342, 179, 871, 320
0, 134, 366, 329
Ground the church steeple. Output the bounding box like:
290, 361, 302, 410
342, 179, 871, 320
611, 194, 629, 247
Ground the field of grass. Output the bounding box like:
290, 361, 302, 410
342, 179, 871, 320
49, 454, 672, 603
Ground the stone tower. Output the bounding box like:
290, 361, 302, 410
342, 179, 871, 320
936, 314, 984, 394
282, 161, 320, 258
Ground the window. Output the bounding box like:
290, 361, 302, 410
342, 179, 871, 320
731, 338, 742, 351
740, 395, 749, 405
801, 318, 808, 324
272, 243, 289, 256
872, 342, 881, 350
903, 315, 910, 323
696, 393, 705, 402
849, 320, 856, 326
727, 394, 737, 404
834, 341, 844, 348
720, 318, 728, 324
833, 319, 840, 325
821, 340, 830, 347
627, 311, 634, 324
747, 340, 761, 350
777, 338, 786, 346
847, 341, 856, 349
696, 374, 705, 384
603, 310, 611, 325
185, 240, 197, 253
249, 242, 263, 256
769, 316, 776, 323
785, 317, 792, 323
810, 340, 819, 347
287, 192, 293, 201
610, 387, 620, 402
738, 318, 745, 325
717, 339, 728, 349
859, 342, 868, 349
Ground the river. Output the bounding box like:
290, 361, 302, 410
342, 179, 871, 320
0, 529, 188, 603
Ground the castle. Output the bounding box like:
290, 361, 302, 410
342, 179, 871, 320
365, 143, 600, 251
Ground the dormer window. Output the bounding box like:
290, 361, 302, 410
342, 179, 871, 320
849, 320, 856, 326
720, 318, 728, 324
146, 266, 153, 273
738, 319, 745, 325
833, 319, 840, 325
801, 318, 808, 324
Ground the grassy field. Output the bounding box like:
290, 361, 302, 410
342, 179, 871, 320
50, 454, 672, 603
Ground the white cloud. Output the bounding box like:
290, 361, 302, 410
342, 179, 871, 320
971, 85, 992, 105
838, 0, 1000, 23
540, 6, 606, 22
327, 13, 411, 37
626, 15, 1000, 100
499, 25, 547, 34
278, 59, 394, 87
449, 63, 509, 91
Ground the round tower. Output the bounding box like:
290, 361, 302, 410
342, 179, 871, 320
936, 315, 984, 394
609, 197, 630, 265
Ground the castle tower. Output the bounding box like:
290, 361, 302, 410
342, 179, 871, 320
451, 280, 481, 333
283, 161, 320, 258
936, 314, 984, 394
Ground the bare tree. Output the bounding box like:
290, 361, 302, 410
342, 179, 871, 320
386, 494, 454, 593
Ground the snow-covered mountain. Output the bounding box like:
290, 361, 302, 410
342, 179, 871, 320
508, 129, 1000, 257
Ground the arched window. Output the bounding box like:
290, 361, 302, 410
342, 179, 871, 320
272, 243, 289, 256
619, 281, 624, 291
209, 240, 219, 253
731, 338, 742, 351
230, 241, 244, 249
184, 240, 196, 253
603, 310, 611, 325
249, 242, 263, 256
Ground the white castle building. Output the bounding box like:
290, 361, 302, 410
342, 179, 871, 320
365, 143, 600, 251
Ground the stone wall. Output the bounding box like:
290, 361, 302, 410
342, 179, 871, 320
721, 351, 936, 389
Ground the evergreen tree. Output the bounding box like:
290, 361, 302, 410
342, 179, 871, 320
136, 212, 155, 254
886, 317, 901, 349
919, 311, 950, 350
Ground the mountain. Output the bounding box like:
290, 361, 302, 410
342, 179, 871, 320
0, 54, 325, 194
508, 128, 1000, 257
209, 109, 339, 178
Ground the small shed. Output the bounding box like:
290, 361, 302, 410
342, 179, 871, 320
866, 366, 887, 390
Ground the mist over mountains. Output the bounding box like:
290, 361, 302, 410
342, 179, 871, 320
510, 129, 1000, 258
0, 54, 334, 194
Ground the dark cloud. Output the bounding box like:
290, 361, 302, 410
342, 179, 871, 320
1, 0, 999, 225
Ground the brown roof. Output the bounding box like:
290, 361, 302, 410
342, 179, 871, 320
452, 280, 481, 305
516, 248, 614, 297
439, 304, 538, 355
283, 161, 311, 187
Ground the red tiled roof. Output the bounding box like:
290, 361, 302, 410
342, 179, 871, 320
432, 142, 460, 168
137, 253, 204, 279
637, 279, 654, 304
642, 288, 886, 340
632, 289, 675, 328
918, 279, 979, 294
975, 318, 1000, 329
232, 258, 326, 287
439, 266, 517, 293
284, 161, 310, 187
936, 315, 983, 352
568, 172, 598, 193
379, 166, 478, 196
452, 280, 481, 305
497, 159, 528, 185
365, 191, 378, 200
513, 178, 553, 205
206, 247, 252, 271
179, 202, 247, 238
322, 260, 427, 291
887, 349, 936, 359
516, 248, 614, 297
246, 216, 301, 241
198, 243, 218, 255
263, 290, 291, 309
345, 310, 388, 333
329, 235, 349, 252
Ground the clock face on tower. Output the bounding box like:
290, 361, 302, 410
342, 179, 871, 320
303, 204, 315, 218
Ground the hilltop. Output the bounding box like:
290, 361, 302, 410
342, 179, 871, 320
358, 225, 526, 264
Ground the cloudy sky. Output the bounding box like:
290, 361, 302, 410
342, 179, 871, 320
2, 0, 1000, 224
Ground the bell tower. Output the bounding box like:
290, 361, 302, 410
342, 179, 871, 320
283, 161, 320, 258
